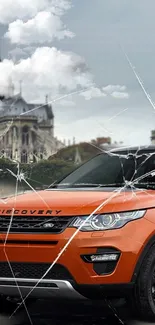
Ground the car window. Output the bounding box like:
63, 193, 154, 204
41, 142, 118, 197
57, 153, 134, 186
55, 152, 155, 188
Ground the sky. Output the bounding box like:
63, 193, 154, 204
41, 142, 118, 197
0, 0, 155, 146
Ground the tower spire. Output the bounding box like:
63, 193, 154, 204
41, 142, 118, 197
19, 80, 22, 96
8, 76, 14, 97
45, 94, 48, 104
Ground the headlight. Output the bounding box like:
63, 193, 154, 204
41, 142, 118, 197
69, 210, 146, 231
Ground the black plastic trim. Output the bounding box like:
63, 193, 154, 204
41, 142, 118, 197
0, 262, 74, 281
0, 281, 57, 288
0, 216, 74, 234
0, 240, 58, 246
73, 283, 134, 299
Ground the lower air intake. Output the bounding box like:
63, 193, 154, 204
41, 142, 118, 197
0, 262, 73, 280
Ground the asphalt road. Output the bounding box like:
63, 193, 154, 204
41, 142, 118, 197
0, 299, 154, 325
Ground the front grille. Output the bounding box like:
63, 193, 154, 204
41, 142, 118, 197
0, 216, 73, 233
0, 262, 73, 280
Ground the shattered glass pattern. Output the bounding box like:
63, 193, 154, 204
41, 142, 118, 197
0, 67, 151, 323
0, 114, 155, 325
0, 1, 155, 325
0, 63, 152, 325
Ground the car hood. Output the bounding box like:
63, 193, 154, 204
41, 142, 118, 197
0, 188, 155, 216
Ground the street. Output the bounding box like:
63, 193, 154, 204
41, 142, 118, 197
0, 298, 154, 325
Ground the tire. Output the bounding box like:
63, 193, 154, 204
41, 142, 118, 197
133, 243, 155, 321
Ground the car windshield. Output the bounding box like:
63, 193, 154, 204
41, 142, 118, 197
50, 151, 155, 189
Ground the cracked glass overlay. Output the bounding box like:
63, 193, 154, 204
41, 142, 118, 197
0, 5, 154, 325
2, 113, 155, 325
1, 78, 155, 325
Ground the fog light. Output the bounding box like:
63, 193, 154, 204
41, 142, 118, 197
90, 253, 119, 262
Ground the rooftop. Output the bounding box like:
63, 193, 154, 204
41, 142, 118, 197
0, 94, 54, 120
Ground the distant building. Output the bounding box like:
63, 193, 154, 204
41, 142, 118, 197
100, 143, 123, 151
0, 82, 65, 163
91, 137, 112, 146
90, 137, 124, 151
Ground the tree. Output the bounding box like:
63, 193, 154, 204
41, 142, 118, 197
49, 142, 101, 163
0, 158, 75, 190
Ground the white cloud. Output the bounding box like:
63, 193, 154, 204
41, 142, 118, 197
0, 0, 49, 24
0, 49, 129, 103
1, 0, 72, 45
111, 91, 129, 99
81, 87, 107, 100
5, 11, 74, 44
102, 85, 129, 99
0, 1, 129, 106
81, 86, 129, 101
103, 85, 126, 94
0, 47, 93, 100
0, 0, 71, 24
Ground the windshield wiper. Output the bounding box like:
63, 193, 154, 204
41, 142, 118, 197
95, 183, 124, 188
133, 182, 155, 190
49, 183, 125, 188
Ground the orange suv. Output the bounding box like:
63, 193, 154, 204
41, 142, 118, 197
1, 146, 155, 320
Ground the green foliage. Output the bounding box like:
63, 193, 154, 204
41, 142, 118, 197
0, 142, 100, 190
0, 158, 17, 179
28, 159, 75, 186
50, 142, 100, 162
0, 158, 75, 189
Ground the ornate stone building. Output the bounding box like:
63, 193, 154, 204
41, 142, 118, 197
0, 89, 65, 163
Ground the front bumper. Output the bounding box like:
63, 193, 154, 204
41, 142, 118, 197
0, 277, 134, 300
0, 217, 153, 299
0, 278, 85, 300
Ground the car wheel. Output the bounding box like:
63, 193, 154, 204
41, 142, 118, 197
134, 244, 155, 321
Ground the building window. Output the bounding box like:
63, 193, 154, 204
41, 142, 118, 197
21, 150, 28, 164
31, 131, 36, 143
15, 149, 18, 160
22, 126, 29, 145
12, 126, 18, 138
6, 132, 9, 145
33, 151, 37, 163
